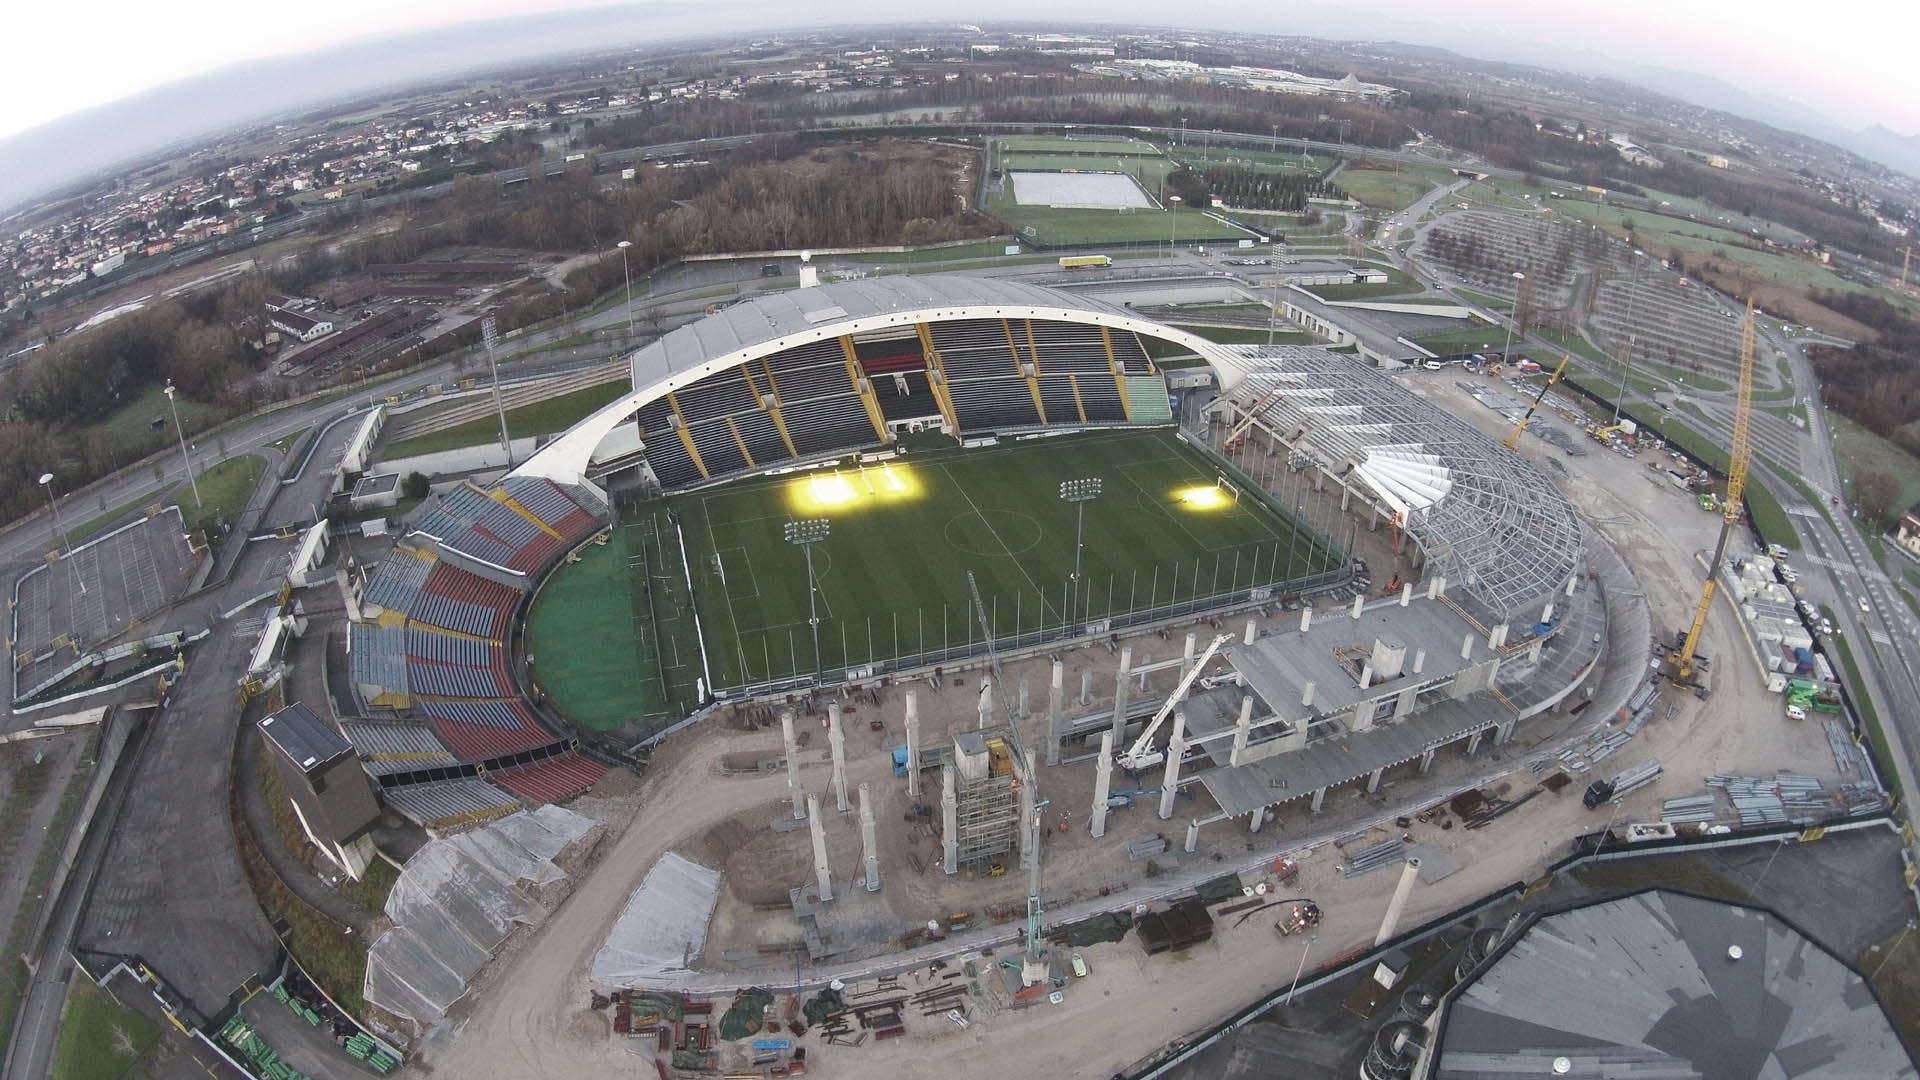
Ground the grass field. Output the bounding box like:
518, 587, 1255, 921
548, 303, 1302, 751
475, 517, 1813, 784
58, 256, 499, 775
179, 454, 266, 532
996, 136, 1161, 156
528, 428, 1341, 726
986, 199, 1251, 247
49, 978, 158, 1080
1334, 166, 1451, 211
1827, 413, 1920, 528
384, 381, 631, 458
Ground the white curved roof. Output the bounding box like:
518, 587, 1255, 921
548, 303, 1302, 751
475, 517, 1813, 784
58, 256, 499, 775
512, 274, 1222, 485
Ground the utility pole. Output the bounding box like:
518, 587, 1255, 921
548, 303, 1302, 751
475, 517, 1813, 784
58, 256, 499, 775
38, 473, 83, 594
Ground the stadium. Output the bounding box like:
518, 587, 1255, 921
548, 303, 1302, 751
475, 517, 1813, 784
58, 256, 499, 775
336, 272, 1595, 839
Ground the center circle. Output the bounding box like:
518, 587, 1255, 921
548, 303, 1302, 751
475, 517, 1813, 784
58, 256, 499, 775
944, 510, 1044, 557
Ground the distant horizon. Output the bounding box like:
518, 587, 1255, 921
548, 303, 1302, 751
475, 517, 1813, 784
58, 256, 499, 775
2, 5, 1916, 212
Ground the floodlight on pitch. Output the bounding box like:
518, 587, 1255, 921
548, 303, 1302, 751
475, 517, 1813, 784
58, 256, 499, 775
788, 461, 921, 513
1059, 477, 1103, 502
784, 518, 830, 545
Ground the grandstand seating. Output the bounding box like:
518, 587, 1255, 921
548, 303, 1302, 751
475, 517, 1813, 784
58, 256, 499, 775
1037, 377, 1080, 423
492, 752, 606, 803
363, 548, 435, 615
381, 778, 519, 830
1026, 320, 1117, 374
686, 417, 749, 477
337, 721, 464, 776
946, 376, 1041, 429
781, 394, 880, 456
418, 699, 557, 760
413, 564, 517, 639
872, 370, 943, 423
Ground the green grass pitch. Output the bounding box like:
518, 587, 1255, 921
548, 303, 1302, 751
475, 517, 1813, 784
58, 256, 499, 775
526, 428, 1341, 728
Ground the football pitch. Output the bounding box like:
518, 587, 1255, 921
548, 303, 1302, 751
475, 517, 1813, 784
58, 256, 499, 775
527, 429, 1344, 729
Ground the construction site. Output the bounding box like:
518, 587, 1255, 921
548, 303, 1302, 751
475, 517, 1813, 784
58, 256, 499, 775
389, 303, 1890, 1080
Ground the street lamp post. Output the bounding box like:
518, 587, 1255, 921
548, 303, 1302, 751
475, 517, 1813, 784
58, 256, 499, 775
38, 473, 83, 594
1286, 934, 1319, 1005
1499, 270, 1526, 366
617, 240, 636, 336
162, 382, 201, 507
1168, 195, 1181, 260
1060, 478, 1102, 626
785, 518, 831, 681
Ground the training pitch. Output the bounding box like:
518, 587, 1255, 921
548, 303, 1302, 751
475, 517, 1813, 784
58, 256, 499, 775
528, 429, 1342, 729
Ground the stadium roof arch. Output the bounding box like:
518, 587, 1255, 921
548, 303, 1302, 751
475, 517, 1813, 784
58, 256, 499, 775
510, 274, 1226, 485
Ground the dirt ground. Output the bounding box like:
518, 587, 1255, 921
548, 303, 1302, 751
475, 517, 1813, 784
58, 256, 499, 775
409, 367, 1862, 1080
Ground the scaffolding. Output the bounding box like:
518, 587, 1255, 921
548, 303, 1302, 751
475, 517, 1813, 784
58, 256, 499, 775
950, 729, 1021, 867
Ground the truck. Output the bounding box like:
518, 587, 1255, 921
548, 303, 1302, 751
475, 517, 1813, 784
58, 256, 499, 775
1583, 759, 1662, 809
1058, 255, 1112, 270
1275, 900, 1322, 936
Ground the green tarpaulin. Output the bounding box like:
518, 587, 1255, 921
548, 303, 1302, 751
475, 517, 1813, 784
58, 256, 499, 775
719, 987, 775, 1040
1194, 873, 1245, 904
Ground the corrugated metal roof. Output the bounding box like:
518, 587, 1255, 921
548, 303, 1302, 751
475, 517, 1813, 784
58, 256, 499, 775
259, 701, 350, 773
1436, 890, 1915, 1079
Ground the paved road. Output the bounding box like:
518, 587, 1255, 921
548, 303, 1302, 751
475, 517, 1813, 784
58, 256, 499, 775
2, 712, 151, 1080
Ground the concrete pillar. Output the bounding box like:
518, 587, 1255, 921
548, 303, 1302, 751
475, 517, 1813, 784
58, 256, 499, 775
1359, 662, 1374, 689
1047, 659, 1065, 765
940, 764, 958, 875
1018, 678, 1030, 721
977, 676, 993, 730
1400, 583, 1412, 607
1340, 486, 1351, 511
859, 782, 879, 892
1231, 694, 1253, 765
1301, 681, 1316, 709
1109, 647, 1132, 749
1245, 617, 1258, 645
904, 691, 922, 798
1374, 857, 1422, 946
1184, 819, 1200, 853
1466, 729, 1484, 756
781, 709, 806, 821
1461, 634, 1474, 660
1565, 576, 1577, 597
1184, 632, 1197, 663
1540, 601, 1555, 624
1300, 605, 1312, 633
1412, 648, 1427, 675
1019, 749, 1038, 871
1486, 625, 1502, 651
1310, 785, 1326, 814
1528, 639, 1543, 664
1496, 717, 1517, 745
1427, 575, 1445, 599
1158, 711, 1187, 819
1419, 748, 1436, 774
828, 703, 850, 813
1351, 594, 1365, 620
1080, 669, 1093, 706
807, 793, 833, 902
1249, 805, 1267, 833
1366, 766, 1384, 793
1091, 731, 1114, 838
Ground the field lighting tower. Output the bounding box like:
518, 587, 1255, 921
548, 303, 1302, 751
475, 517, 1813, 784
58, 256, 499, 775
38, 473, 82, 594
161, 381, 201, 508
616, 240, 636, 335
785, 518, 830, 680
1499, 270, 1525, 365
481, 315, 511, 458
1059, 477, 1102, 625
1168, 194, 1181, 259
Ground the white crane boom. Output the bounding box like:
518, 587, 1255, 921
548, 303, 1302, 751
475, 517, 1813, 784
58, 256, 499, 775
1116, 633, 1233, 770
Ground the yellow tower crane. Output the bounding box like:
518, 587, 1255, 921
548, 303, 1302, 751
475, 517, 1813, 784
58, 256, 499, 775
1664, 302, 1756, 684
1504, 356, 1570, 449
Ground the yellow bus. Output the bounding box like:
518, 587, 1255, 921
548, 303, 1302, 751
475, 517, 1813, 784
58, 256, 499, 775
1057, 255, 1112, 269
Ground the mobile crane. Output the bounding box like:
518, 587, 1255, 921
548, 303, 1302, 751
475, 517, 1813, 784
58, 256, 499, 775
1662, 303, 1755, 684
1115, 633, 1234, 771
1504, 355, 1570, 450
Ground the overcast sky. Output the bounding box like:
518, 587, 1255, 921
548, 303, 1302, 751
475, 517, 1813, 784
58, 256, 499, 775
7, 0, 1918, 142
